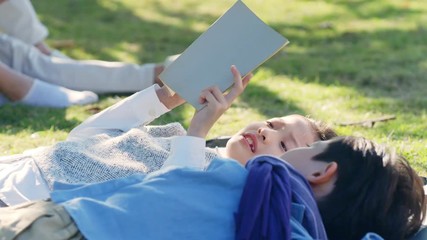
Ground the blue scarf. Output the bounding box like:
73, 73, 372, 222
235, 155, 328, 240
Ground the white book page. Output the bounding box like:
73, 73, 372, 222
159, 1, 289, 110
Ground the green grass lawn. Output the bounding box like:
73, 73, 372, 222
1, 0, 426, 175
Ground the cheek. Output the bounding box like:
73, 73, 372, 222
281, 149, 316, 173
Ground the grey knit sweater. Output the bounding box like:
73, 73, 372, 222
32, 122, 219, 189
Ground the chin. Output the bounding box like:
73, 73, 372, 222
230, 153, 252, 166
226, 141, 252, 163
234, 157, 248, 166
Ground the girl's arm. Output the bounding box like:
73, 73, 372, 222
186, 65, 251, 139
67, 84, 184, 141
163, 66, 252, 169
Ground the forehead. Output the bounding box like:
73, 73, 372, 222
276, 115, 320, 143
279, 115, 307, 125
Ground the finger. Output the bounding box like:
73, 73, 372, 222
200, 86, 224, 101
198, 88, 210, 104
199, 87, 217, 103
242, 72, 253, 88
198, 95, 207, 104
204, 89, 220, 106
225, 65, 244, 103
210, 86, 228, 107
231, 65, 243, 90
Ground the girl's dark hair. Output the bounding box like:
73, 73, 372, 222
305, 117, 338, 141
314, 136, 425, 240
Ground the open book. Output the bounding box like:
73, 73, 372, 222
159, 0, 289, 110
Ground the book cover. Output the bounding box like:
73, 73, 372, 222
159, 0, 289, 110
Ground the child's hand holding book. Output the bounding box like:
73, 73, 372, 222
187, 65, 252, 139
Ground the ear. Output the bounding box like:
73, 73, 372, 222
307, 162, 337, 185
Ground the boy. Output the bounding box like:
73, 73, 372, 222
236, 136, 425, 240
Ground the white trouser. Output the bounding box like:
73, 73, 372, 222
0, 0, 48, 45
0, 34, 155, 93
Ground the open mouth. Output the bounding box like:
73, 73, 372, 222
242, 133, 257, 153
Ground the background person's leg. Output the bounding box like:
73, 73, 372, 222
0, 62, 97, 108
19, 79, 98, 108
0, 62, 32, 101
0, 34, 160, 94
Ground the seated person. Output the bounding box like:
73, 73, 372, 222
0, 33, 168, 107
0, 0, 56, 56
0, 0, 170, 107
0, 66, 336, 206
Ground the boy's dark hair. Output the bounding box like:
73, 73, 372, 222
306, 117, 338, 141
314, 136, 425, 240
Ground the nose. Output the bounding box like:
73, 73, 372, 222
257, 127, 273, 142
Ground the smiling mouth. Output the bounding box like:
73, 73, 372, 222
242, 133, 256, 153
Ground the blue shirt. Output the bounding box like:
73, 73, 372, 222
51, 156, 385, 240
51, 158, 247, 240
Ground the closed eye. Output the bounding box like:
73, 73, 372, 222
266, 121, 274, 128
281, 141, 287, 151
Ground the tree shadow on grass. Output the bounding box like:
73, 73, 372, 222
266, 22, 427, 109
240, 82, 307, 118
0, 104, 79, 134
36, 0, 219, 63
332, 0, 422, 20
28, 0, 427, 140
260, 0, 426, 100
